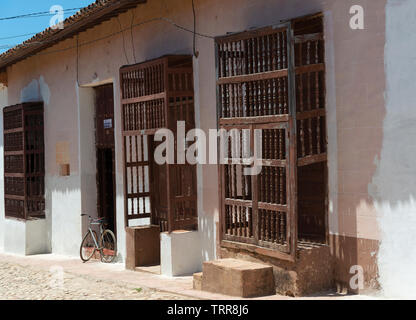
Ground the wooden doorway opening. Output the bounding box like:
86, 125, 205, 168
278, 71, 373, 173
94, 84, 116, 235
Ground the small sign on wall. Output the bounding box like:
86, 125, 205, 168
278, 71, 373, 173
104, 119, 113, 129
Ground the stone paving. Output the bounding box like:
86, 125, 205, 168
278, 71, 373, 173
0, 260, 191, 300
0, 253, 377, 300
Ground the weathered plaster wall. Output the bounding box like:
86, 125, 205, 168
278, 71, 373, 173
1, 0, 386, 287
6, 43, 83, 256
77, 86, 98, 237
370, 0, 416, 298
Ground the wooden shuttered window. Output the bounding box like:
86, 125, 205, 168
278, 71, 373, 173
3, 102, 45, 220
216, 14, 327, 260
120, 55, 198, 232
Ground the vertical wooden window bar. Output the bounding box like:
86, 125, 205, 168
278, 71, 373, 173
120, 55, 198, 233
3, 102, 45, 220
216, 15, 327, 260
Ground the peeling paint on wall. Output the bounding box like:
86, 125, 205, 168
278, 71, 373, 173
20, 76, 50, 105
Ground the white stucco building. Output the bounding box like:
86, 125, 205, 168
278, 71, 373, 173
0, 0, 415, 298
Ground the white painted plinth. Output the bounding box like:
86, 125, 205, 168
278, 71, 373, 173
3, 218, 50, 255
160, 230, 202, 277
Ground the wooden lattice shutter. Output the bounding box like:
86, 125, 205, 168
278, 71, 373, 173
3, 102, 45, 220
216, 22, 297, 260
217, 14, 327, 260
120, 55, 198, 232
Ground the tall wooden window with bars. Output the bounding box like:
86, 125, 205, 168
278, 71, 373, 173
216, 14, 327, 261
120, 55, 198, 233
3, 102, 45, 220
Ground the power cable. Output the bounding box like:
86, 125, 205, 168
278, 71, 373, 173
0, 32, 39, 41
0, 8, 83, 21
117, 16, 130, 65
0, 16, 216, 54
192, 0, 198, 58
130, 10, 137, 64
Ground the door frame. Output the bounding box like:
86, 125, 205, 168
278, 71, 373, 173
94, 83, 117, 237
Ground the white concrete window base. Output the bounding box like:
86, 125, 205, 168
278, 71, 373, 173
3, 218, 50, 256
161, 230, 202, 277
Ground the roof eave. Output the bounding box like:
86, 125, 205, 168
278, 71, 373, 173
0, 0, 146, 71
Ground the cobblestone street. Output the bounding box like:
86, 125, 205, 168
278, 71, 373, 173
0, 253, 371, 300
0, 260, 190, 300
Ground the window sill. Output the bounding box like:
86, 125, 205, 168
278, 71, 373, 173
5, 216, 45, 222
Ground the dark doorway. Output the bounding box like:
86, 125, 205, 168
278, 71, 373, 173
297, 162, 327, 243
94, 84, 116, 235
149, 136, 168, 232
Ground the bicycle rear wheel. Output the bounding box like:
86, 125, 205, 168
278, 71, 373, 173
80, 230, 97, 262
100, 230, 117, 263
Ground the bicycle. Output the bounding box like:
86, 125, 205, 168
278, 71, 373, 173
80, 214, 117, 263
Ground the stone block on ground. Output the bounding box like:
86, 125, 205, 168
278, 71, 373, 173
200, 258, 275, 298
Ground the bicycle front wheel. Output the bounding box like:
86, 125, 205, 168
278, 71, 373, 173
100, 230, 117, 263
80, 230, 97, 262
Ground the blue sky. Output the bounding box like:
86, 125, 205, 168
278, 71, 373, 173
0, 0, 94, 53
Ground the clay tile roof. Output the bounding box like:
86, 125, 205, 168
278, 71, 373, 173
0, 0, 146, 70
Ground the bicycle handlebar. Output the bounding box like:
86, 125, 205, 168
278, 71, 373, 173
81, 214, 107, 225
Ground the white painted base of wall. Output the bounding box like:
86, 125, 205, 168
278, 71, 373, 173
3, 218, 50, 256
160, 230, 202, 277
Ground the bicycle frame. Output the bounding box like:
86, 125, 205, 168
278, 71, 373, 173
88, 227, 102, 250
84, 215, 106, 250
81, 214, 117, 263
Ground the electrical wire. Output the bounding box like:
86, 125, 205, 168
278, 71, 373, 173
130, 10, 137, 64
76, 34, 79, 87
0, 32, 39, 41
117, 16, 130, 65
192, 0, 198, 58
0, 17, 216, 54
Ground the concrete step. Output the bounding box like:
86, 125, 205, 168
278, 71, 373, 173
219, 243, 333, 296
196, 258, 275, 298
